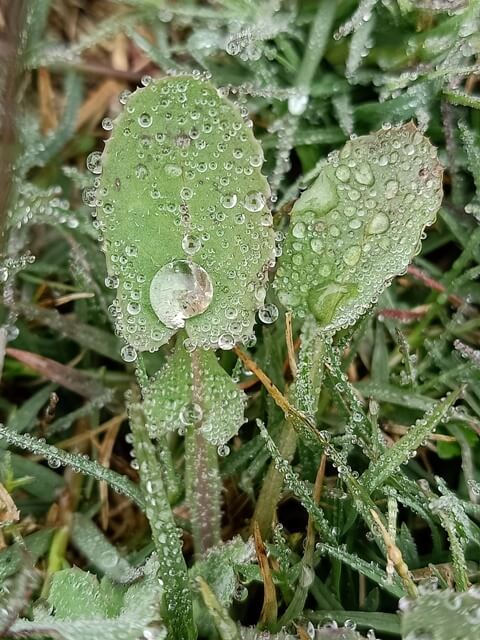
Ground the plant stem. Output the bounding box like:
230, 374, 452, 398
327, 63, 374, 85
253, 320, 325, 538
185, 348, 221, 555
129, 399, 197, 640
0, 0, 27, 254
295, 0, 337, 95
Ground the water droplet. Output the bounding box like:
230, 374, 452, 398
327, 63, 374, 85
335, 165, 351, 182
121, 344, 137, 362
385, 179, 399, 199
310, 238, 323, 254
367, 212, 390, 234
354, 164, 374, 186
138, 112, 153, 128
136, 164, 149, 179
258, 303, 279, 324
182, 233, 202, 255
244, 191, 266, 212
102, 117, 113, 131
343, 244, 361, 266
292, 221, 306, 238
86, 151, 102, 175
217, 443, 230, 456
149, 259, 213, 329
218, 333, 235, 349
180, 402, 203, 425
220, 193, 237, 209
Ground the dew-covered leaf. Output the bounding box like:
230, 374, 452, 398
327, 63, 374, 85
191, 537, 255, 607
70, 513, 139, 584
400, 587, 480, 640
275, 123, 443, 333
144, 339, 246, 446
129, 404, 196, 640
11, 557, 166, 640
0, 563, 38, 635
48, 568, 110, 620
95, 75, 275, 353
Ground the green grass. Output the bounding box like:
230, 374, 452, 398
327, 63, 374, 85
1, 1, 480, 639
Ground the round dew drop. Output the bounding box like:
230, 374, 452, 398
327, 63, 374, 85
258, 303, 279, 324
121, 344, 137, 362
86, 151, 103, 175
149, 259, 213, 329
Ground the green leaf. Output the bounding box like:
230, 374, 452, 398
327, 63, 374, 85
12, 557, 166, 640
144, 339, 246, 446
70, 514, 139, 584
197, 577, 241, 640
0, 428, 143, 508
361, 388, 462, 492
400, 588, 480, 640
275, 123, 443, 332
96, 75, 275, 353
48, 568, 110, 619
191, 537, 255, 607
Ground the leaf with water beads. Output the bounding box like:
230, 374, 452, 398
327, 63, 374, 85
144, 339, 247, 447
10, 558, 167, 640
400, 587, 480, 640
274, 123, 443, 333
94, 75, 275, 353
361, 388, 462, 493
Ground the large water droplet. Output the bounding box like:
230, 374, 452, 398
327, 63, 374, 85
354, 164, 374, 186
86, 151, 102, 175
244, 191, 266, 212
343, 244, 361, 266
367, 212, 390, 234
150, 259, 213, 329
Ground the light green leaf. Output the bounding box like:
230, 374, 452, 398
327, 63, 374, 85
70, 513, 139, 584
144, 339, 246, 446
275, 123, 443, 332
48, 568, 110, 620
12, 557, 165, 640
191, 537, 255, 607
400, 588, 480, 640
129, 403, 196, 640
96, 75, 275, 353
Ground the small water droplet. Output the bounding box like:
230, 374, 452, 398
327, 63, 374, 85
121, 344, 137, 362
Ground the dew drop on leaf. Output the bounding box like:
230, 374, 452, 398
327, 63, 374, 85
149, 260, 213, 330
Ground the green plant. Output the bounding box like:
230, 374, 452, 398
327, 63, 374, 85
1, 2, 480, 640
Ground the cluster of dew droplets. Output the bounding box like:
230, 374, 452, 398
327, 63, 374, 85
143, 345, 246, 448
275, 123, 443, 332
92, 75, 275, 355
9, 182, 78, 231
0, 253, 36, 344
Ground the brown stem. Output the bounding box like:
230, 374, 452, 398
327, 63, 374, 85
0, 0, 27, 255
